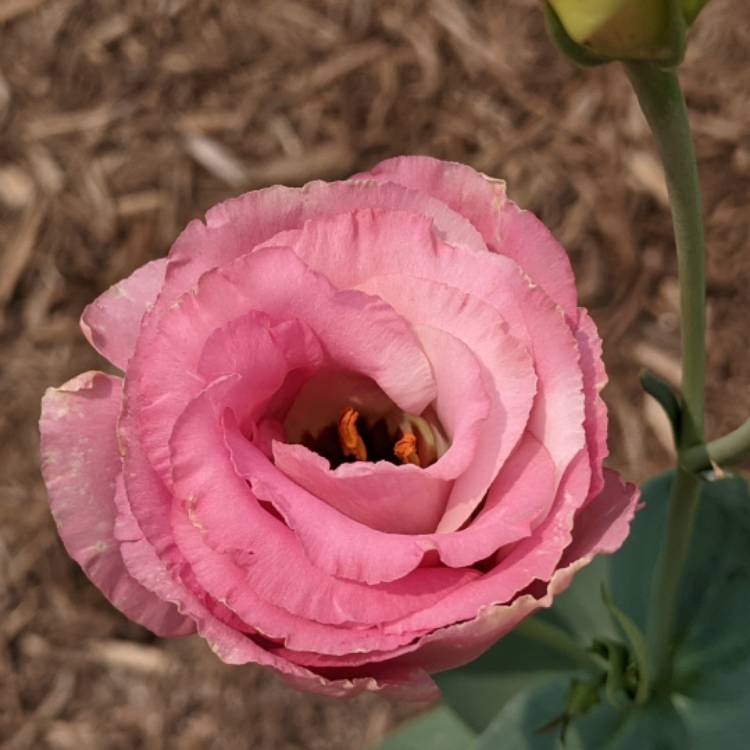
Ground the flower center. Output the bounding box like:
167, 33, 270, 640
336, 406, 424, 467
282, 368, 448, 470
302, 404, 444, 469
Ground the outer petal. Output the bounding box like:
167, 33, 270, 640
115, 396, 435, 695
576, 308, 609, 502
39, 371, 193, 637
273, 467, 639, 674
80, 259, 167, 370
392, 469, 640, 674
156, 179, 487, 315
359, 155, 578, 320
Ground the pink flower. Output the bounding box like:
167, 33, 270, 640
40, 156, 639, 700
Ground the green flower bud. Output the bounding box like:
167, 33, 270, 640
546, 0, 691, 67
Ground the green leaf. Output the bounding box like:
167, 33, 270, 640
600, 587, 651, 704
672, 474, 750, 665
639, 370, 682, 445
669, 472, 750, 738
436, 617, 599, 733
575, 695, 688, 749
439, 470, 750, 746
476, 680, 688, 750
376, 705, 476, 750
475, 679, 570, 750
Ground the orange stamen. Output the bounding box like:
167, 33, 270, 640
394, 432, 421, 466
338, 406, 367, 461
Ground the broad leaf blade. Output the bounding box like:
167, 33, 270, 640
476, 680, 688, 750
436, 624, 593, 733
475, 679, 570, 750
437, 470, 750, 745
674, 474, 750, 666
376, 705, 476, 750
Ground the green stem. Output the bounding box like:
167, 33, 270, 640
682, 417, 750, 472
625, 62, 706, 446
648, 469, 701, 687
624, 61, 706, 687
516, 618, 603, 674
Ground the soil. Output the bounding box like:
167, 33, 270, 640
1, 1, 749, 748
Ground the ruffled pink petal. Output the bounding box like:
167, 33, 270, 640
129, 246, 436, 487
39, 371, 192, 637
194, 312, 326, 429
277, 207, 584, 491
358, 275, 537, 532
359, 155, 578, 320
155, 178, 487, 316
272, 444, 452, 535
231, 421, 556, 585
227, 421, 433, 585
273, 324, 491, 534
168, 385, 481, 629
380, 451, 593, 636
271, 466, 639, 675
575, 308, 609, 502
117, 488, 433, 700
115, 399, 434, 695
391, 469, 640, 674
80, 259, 167, 370
425, 243, 586, 490
168, 492, 428, 655
442, 432, 557, 566
261, 207, 451, 292
198, 314, 324, 387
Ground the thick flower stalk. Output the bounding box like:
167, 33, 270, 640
40, 156, 638, 699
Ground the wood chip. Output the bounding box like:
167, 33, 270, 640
87, 640, 176, 675
25, 105, 118, 140
116, 189, 166, 216
245, 142, 354, 187
0, 164, 34, 208
183, 133, 248, 187
0, 0, 46, 24
628, 150, 669, 206
0, 199, 46, 305
287, 41, 386, 93
631, 341, 682, 387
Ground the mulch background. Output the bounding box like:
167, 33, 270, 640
1, 1, 749, 747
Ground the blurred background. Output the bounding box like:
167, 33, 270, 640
1, 0, 748, 747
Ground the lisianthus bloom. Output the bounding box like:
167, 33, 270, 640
40, 156, 638, 699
